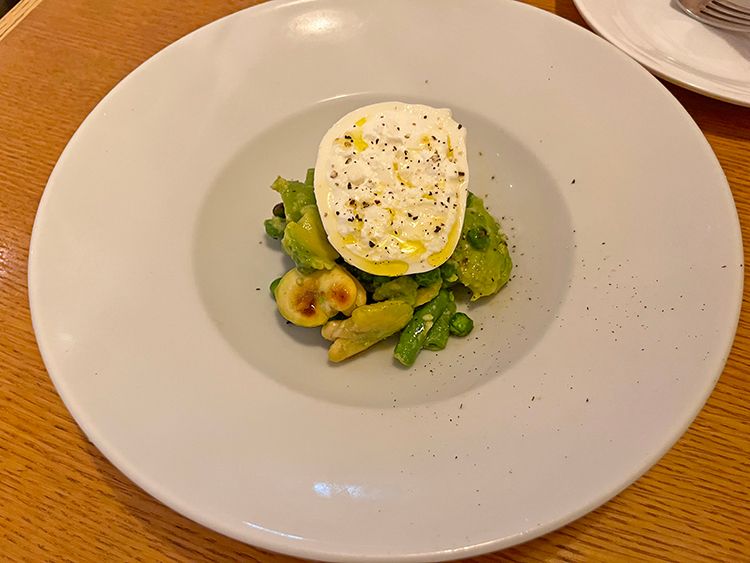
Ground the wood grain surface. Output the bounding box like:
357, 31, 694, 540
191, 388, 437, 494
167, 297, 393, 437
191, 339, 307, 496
1, 1, 748, 561
0, 0, 43, 42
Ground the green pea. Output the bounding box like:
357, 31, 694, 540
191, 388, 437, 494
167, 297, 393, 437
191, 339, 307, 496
448, 312, 474, 337
466, 227, 489, 250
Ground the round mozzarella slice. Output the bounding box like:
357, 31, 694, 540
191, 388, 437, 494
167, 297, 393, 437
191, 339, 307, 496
314, 101, 469, 276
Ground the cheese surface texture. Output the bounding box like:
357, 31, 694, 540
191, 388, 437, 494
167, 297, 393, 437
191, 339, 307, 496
314, 102, 469, 276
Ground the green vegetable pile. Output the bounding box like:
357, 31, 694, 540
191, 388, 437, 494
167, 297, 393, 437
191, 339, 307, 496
264, 169, 512, 366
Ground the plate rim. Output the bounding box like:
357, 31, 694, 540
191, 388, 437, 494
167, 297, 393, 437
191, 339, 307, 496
572, 0, 750, 107
27, 0, 745, 560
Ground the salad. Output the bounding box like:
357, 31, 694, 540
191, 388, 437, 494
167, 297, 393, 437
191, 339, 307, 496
263, 102, 512, 366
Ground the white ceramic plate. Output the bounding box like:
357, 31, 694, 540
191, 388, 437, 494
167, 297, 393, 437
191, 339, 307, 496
28, 0, 743, 561
573, 0, 750, 106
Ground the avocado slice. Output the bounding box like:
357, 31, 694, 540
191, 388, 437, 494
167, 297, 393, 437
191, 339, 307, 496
281, 204, 339, 271
451, 192, 512, 300
271, 176, 316, 222
322, 300, 414, 362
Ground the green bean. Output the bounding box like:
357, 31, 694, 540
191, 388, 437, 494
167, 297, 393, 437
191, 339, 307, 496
394, 289, 450, 366
305, 168, 315, 186
423, 300, 456, 351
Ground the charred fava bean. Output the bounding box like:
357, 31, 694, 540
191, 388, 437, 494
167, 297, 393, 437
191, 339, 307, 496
275, 266, 366, 327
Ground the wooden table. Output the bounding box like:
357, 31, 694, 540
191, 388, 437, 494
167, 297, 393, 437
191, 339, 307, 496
1, 1, 748, 561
